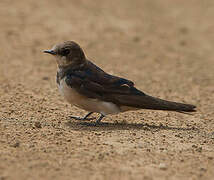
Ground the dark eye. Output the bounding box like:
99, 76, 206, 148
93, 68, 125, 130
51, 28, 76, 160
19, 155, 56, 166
61, 49, 70, 56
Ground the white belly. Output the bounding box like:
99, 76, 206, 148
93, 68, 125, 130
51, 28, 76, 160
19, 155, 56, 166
58, 78, 121, 115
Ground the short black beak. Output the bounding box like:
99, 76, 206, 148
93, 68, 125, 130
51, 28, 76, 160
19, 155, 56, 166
43, 50, 56, 55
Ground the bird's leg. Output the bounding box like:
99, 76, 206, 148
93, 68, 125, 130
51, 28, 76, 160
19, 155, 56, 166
95, 114, 105, 124
70, 112, 95, 121
83, 112, 94, 119
77, 114, 105, 126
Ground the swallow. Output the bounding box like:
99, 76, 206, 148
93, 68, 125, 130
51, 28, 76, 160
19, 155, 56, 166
44, 41, 196, 124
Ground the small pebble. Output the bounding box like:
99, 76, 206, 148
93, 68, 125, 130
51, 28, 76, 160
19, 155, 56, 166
192, 144, 197, 148
42, 77, 49, 80
208, 156, 213, 160
159, 163, 167, 170
34, 121, 42, 128
11, 142, 20, 148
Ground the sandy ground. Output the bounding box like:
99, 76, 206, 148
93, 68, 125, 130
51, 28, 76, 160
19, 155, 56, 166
0, 0, 214, 179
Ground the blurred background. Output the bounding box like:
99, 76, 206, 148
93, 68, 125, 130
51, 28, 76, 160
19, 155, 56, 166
0, 0, 214, 179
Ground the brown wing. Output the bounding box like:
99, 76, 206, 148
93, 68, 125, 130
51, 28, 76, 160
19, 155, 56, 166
81, 60, 135, 87
64, 69, 144, 101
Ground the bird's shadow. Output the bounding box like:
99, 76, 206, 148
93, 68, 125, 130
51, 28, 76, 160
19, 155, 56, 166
65, 120, 198, 132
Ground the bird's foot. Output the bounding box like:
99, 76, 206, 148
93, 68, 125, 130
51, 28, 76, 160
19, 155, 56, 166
69, 112, 95, 121
95, 114, 105, 124
69, 116, 95, 121
70, 113, 105, 125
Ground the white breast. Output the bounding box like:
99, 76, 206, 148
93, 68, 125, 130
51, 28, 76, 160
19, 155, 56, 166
58, 78, 121, 115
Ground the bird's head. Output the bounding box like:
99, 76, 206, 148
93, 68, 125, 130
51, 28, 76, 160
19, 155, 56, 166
44, 41, 86, 68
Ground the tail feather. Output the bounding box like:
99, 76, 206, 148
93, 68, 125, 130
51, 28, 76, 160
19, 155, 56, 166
115, 94, 196, 112
139, 94, 196, 112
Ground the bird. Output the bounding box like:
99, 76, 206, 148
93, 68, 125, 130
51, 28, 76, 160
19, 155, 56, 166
43, 41, 196, 124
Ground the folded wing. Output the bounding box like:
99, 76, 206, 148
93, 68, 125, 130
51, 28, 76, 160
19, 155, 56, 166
65, 69, 196, 112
